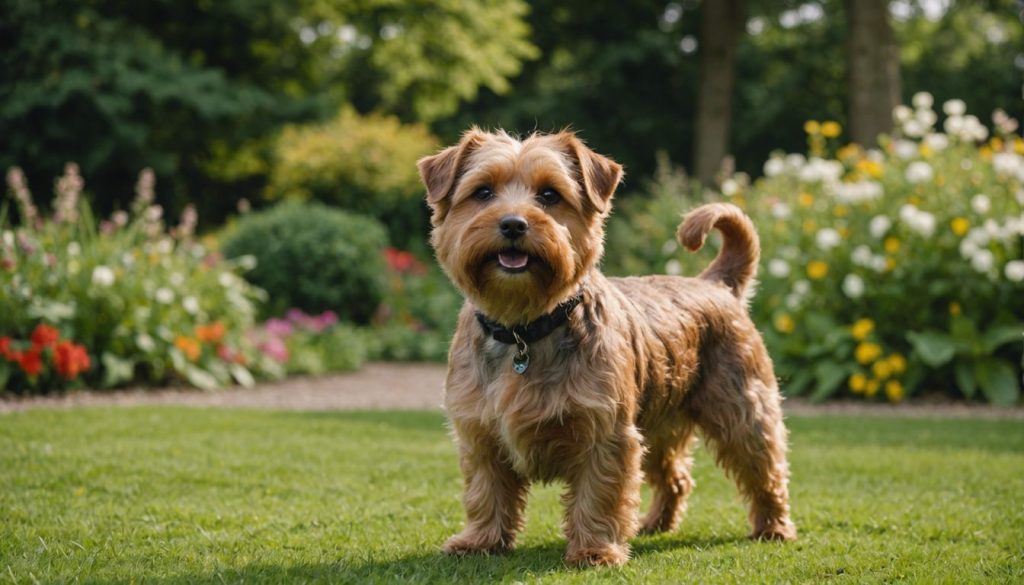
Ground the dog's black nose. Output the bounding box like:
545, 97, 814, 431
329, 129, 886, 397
499, 215, 529, 239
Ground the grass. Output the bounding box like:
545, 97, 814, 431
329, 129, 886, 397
1, 407, 1022, 584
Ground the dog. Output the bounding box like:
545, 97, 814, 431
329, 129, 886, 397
417, 128, 796, 567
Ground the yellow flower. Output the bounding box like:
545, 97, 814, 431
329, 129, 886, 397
885, 257, 896, 272
837, 144, 861, 160
821, 121, 841, 138
884, 237, 900, 253
872, 360, 893, 380
807, 260, 828, 280
951, 217, 969, 236
919, 144, 933, 158
1014, 138, 1024, 155
849, 373, 867, 394
851, 318, 875, 341
834, 205, 848, 218
990, 137, 1004, 152
839, 227, 850, 239
856, 159, 883, 179
909, 195, 922, 206
774, 313, 795, 334
804, 120, 821, 135
936, 175, 945, 186
979, 146, 992, 160
798, 192, 814, 207
855, 342, 883, 365
949, 302, 962, 316
865, 378, 881, 397
803, 219, 818, 233
887, 354, 907, 375
885, 380, 904, 402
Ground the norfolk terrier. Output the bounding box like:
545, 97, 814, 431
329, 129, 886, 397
418, 128, 796, 567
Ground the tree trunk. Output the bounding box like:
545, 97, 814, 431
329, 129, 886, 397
845, 0, 901, 146
694, 0, 744, 185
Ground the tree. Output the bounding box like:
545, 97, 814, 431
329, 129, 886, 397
694, 0, 745, 184
844, 0, 900, 146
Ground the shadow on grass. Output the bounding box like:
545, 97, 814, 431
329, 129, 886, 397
146, 534, 743, 583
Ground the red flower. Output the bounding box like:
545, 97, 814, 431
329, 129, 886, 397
54, 341, 91, 380
0, 336, 13, 360
19, 347, 43, 377
383, 247, 426, 275
30, 324, 60, 349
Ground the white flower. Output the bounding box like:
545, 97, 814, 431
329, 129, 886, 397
764, 157, 786, 177
866, 149, 885, 163
869, 215, 892, 238
661, 239, 678, 256
183, 296, 200, 315
785, 294, 802, 310
870, 255, 888, 273
793, 280, 810, 295
905, 161, 934, 184
154, 238, 174, 255
842, 273, 865, 299
893, 139, 918, 160
665, 259, 682, 276
155, 287, 174, 304
815, 228, 841, 251
912, 92, 933, 110
893, 105, 913, 124
923, 133, 949, 151
721, 179, 739, 197
785, 153, 806, 170
237, 255, 258, 270
121, 252, 135, 267
170, 272, 185, 287
1005, 260, 1024, 282
218, 272, 236, 288
903, 119, 925, 138
915, 108, 937, 129
91, 265, 115, 287
970, 249, 994, 273
852, 245, 874, 267
831, 180, 883, 204
768, 259, 791, 278
971, 194, 991, 215
67, 260, 80, 275
771, 202, 792, 220
1018, 190, 1024, 205
2, 230, 13, 247
67, 242, 81, 256
136, 334, 156, 352
959, 238, 978, 260
943, 99, 966, 116
798, 157, 843, 183
899, 205, 936, 237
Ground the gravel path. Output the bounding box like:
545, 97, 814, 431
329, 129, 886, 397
1, 362, 1021, 419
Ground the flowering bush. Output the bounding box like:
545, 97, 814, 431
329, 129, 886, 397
2, 165, 279, 394
0, 324, 91, 390
251, 309, 368, 375
606, 95, 1023, 405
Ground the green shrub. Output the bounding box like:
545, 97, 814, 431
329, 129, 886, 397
268, 108, 437, 250
1, 166, 278, 393
221, 201, 388, 324
607, 96, 1024, 405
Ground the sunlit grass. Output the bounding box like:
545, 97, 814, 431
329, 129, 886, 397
1, 407, 1021, 583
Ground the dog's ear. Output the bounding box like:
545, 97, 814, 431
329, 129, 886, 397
418, 127, 487, 209
558, 133, 623, 214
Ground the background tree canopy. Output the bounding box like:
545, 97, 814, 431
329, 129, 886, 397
1, 0, 1020, 224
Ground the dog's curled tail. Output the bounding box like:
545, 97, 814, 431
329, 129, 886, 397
677, 203, 760, 300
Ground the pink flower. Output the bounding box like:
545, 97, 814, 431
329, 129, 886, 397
259, 337, 289, 363
264, 318, 293, 338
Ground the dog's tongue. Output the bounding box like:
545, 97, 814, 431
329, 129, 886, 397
498, 251, 529, 269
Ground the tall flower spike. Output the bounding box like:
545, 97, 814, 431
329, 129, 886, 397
53, 162, 84, 223
6, 167, 38, 224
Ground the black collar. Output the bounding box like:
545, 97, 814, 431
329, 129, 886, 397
475, 293, 583, 345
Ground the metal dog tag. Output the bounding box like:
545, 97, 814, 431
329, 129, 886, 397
512, 352, 530, 374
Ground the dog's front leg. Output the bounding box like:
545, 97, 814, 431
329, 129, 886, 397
562, 424, 644, 567
444, 422, 529, 556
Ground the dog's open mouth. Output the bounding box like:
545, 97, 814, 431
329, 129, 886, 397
497, 249, 530, 273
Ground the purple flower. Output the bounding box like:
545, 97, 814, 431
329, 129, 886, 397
264, 318, 293, 338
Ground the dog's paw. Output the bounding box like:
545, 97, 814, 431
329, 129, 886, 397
565, 543, 630, 567
751, 518, 797, 542
442, 531, 511, 556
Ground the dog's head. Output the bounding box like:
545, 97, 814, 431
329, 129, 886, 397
418, 128, 622, 325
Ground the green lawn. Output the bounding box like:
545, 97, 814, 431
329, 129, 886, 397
1, 407, 1022, 584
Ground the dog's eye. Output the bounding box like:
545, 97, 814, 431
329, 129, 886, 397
537, 188, 561, 206
472, 186, 494, 202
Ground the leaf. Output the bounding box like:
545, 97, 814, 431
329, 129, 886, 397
906, 331, 958, 367
954, 361, 977, 398
229, 364, 255, 388
810, 361, 850, 403
975, 359, 1021, 407
101, 353, 135, 388
183, 365, 219, 391
782, 368, 814, 396
982, 325, 1024, 353
0, 362, 11, 391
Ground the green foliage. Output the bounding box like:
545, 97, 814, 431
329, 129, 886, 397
0, 166, 277, 393
221, 202, 388, 323
268, 108, 438, 249
605, 98, 1024, 405
2, 408, 1023, 582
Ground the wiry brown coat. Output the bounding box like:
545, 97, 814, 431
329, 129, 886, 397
419, 129, 796, 567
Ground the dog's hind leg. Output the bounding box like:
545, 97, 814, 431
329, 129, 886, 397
690, 371, 797, 542
639, 424, 698, 534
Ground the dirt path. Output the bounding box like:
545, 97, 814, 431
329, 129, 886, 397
2, 362, 1022, 419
